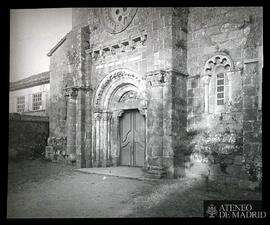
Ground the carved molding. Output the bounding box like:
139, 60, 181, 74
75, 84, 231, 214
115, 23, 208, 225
204, 54, 233, 75
119, 90, 138, 102
116, 109, 125, 118
138, 107, 147, 117
107, 112, 113, 120
94, 113, 102, 121
89, 34, 147, 62
78, 85, 92, 92
146, 70, 168, 87
64, 87, 78, 98
100, 112, 113, 121
95, 70, 141, 108
64, 85, 92, 98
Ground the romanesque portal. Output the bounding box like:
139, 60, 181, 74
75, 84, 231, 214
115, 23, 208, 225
91, 69, 147, 168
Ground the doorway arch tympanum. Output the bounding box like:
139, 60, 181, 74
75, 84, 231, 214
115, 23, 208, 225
92, 69, 147, 167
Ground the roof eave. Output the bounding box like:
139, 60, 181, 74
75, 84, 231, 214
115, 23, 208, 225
47, 36, 67, 57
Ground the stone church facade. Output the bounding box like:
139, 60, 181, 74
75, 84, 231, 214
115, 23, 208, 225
45, 7, 263, 181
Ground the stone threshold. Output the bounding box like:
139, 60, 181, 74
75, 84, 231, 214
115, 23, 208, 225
75, 166, 162, 181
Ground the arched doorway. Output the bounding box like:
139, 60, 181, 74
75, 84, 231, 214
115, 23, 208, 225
92, 69, 147, 167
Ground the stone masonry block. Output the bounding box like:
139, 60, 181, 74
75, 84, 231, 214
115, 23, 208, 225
243, 131, 259, 143
243, 109, 257, 121
211, 33, 228, 43
243, 121, 253, 131
243, 96, 255, 109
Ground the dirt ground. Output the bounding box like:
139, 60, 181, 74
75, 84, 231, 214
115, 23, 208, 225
6, 159, 262, 218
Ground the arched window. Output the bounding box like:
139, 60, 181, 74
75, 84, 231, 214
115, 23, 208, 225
203, 54, 233, 114
216, 72, 225, 106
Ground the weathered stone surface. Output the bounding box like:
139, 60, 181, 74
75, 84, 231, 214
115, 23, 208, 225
9, 114, 49, 160
43, 7, 262, 184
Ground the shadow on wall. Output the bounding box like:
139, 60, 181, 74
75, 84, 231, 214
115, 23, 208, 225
9, 113, 49, 160
183, 90, 262, 191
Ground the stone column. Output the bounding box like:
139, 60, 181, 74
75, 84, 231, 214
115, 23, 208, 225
75, 86, 91, 168
107, 113, 112, 165
92, 113, 99, 167
98, 112, 113, 167
145, 70, 166, 177
203, 75, 211, 113
94, 113, 102, 167
242, 59, 262, 181
227, 72, 233, 102
65, 87, 78, 163
103, 113, 108, 165
99, 114, 104, 163
115, 110, 125, 166
145, 69, 187, 178
84, 87, 93, 168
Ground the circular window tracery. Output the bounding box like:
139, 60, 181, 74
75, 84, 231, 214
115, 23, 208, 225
100, 8, 138, 34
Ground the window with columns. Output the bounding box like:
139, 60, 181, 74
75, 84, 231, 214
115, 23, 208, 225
203, 54, 233, 114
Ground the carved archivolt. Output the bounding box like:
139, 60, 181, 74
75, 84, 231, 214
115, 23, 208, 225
94, 69, 145, 109
204, 54, 233, 75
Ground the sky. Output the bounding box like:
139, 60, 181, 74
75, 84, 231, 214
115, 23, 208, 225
10, 8, 72, 82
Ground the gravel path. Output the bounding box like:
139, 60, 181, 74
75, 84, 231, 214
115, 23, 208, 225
7, 159, 261, 218
7, 159, 155, 218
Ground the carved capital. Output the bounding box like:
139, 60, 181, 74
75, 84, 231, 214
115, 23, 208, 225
78, 85, 92, 92
100, 112, 113, 121
146, 70, 168, 87
138, 107, 147, 117
107, 112, 113, 120
202, 75, 211, 85
235, 61, 244, 71
94, 113, 102, 121
140, 34, 147, 46
227, 71, 234, 81
116, 110, 125, 118
64, 87, 78, 98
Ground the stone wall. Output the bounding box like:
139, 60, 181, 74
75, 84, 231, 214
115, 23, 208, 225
48, 25, 90, 160
9, 113, 49, 159
185, 7, 263, 186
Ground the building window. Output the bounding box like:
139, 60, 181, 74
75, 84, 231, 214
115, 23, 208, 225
16, 96, 25, 112
32, 92, 42, 111
203, 54, 233, 114
216, 73, 225, 105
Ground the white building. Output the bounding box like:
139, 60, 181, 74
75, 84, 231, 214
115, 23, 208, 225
9, 71, 50, 116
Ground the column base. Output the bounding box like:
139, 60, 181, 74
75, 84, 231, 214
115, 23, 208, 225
92, 160, 103, 167
144, 166, 166, 179
101, 160, 113, 167
67, 153, 76, 163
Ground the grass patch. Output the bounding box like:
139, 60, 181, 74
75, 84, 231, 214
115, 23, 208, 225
8, 158, 75, 193
126, 177, 262, 217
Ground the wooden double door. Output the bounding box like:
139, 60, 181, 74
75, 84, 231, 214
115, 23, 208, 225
119, 109, 145, 167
